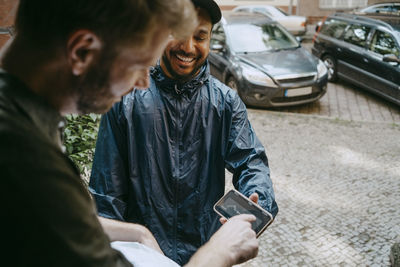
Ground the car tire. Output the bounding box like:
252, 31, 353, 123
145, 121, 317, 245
227, 76, 239, 92
322, 55, 338, 82
227, 76, 250, 105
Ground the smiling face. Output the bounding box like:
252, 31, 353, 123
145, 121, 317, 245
160, 8, 213, 81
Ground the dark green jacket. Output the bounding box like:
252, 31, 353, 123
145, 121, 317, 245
0, 70, 132, 267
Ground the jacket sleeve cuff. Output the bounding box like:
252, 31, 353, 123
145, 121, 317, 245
90, 189, 127, 221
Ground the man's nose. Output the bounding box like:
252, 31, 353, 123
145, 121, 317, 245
179, 38, 195, 53
134, 69, 150, 90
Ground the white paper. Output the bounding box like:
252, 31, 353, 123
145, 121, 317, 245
111, 241, 180, 267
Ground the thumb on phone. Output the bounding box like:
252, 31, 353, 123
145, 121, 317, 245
249, 192, 259, 204
219, 217, 228, 224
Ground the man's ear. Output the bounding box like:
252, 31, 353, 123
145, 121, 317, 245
67, 30, 102, 76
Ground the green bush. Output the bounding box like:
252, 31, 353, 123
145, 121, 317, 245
63, 114, 101, 184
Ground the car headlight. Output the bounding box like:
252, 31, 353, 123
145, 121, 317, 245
317, 60, 328, 78
241, 64, 277, 87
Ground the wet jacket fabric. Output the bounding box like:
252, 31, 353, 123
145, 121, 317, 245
89, 63, 278, 265
0, 70, 132, 267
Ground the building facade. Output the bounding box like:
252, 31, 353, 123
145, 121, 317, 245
0, 0, 18, 48
216, 0, 399, 23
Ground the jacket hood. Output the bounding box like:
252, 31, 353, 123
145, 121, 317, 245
237, 47, 318, 78
151, 61, 210, 97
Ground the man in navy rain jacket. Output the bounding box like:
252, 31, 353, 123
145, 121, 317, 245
90, 0, 278, 265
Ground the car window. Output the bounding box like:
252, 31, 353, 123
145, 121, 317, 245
320, 18, 348, 39
363, 5, 385, 13
226, 23, 298, 53
375, 6, 391, 12
236, 7, 250, 12
343, 24, 371, 48
369, 30, 400, 57
363, 4, 400, 14
235, 7, 250, 12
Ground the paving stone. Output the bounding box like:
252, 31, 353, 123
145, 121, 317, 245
236, 111, 399, 266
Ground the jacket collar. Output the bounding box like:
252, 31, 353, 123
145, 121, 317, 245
151, 61, 210, 97
0, 69, 65, 150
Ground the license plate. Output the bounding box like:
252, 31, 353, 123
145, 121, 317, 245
285, 87, 312, 97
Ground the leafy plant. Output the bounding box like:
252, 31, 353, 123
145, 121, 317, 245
63, 114, 101, 184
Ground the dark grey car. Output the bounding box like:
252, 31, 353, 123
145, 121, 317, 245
209, 12, 328, 108
312, 13, 400, 106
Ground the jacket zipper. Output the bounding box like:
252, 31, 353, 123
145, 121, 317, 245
173, 84, 181, 261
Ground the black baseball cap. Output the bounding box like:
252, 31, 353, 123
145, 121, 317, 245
192, 0, 222, 24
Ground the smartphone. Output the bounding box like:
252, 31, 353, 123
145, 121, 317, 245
213, 189, 274, 237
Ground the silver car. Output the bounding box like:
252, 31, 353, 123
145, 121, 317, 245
209, 12, 328, 108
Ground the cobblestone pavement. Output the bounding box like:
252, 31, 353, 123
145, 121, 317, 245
225, 110, 400, 267
273, 81, 400, 124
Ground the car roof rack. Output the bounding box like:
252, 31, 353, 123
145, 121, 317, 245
333, 12, 396, 31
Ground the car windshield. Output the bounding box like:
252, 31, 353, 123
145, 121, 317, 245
226, 23, 299, 53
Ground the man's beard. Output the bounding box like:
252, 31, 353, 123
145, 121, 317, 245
73, 51, 116, 114
162, 50, 207, 82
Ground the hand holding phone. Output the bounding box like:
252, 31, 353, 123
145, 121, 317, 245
187, 214, 258, 267
213, 189, 274, 237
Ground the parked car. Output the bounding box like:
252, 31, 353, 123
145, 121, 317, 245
312, 13, 400, 106
232, 5, 307, 35
209, 12, 328, 108
358, 2, 400, 15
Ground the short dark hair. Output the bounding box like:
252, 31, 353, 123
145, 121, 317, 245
15, 0, 197, 48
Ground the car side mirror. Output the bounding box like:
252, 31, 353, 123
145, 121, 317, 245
382, 54, 400, 64
211, 43, 224, 53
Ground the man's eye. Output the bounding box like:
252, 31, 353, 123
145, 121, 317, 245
195, 36, 206, 41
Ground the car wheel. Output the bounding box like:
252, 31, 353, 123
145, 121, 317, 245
322, 55, 338, 82
227, 76, 249, 104
227, 76, 239, 92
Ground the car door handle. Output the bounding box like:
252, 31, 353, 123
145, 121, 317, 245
337, 47, 342, 52
363, 58, 369, 63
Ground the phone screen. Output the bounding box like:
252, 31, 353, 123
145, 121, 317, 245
214, 190, 273, 236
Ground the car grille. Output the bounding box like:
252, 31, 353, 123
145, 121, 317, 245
275, 73, 317, 85
271, 92, 321, 103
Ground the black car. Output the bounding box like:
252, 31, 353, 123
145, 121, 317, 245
209, 12, 328, 108
312, 13, 400, 106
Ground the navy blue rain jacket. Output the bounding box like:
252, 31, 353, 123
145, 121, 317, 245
89, 63, 278, 265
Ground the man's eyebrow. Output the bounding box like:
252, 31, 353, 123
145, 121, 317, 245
197, 28, 210, 35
